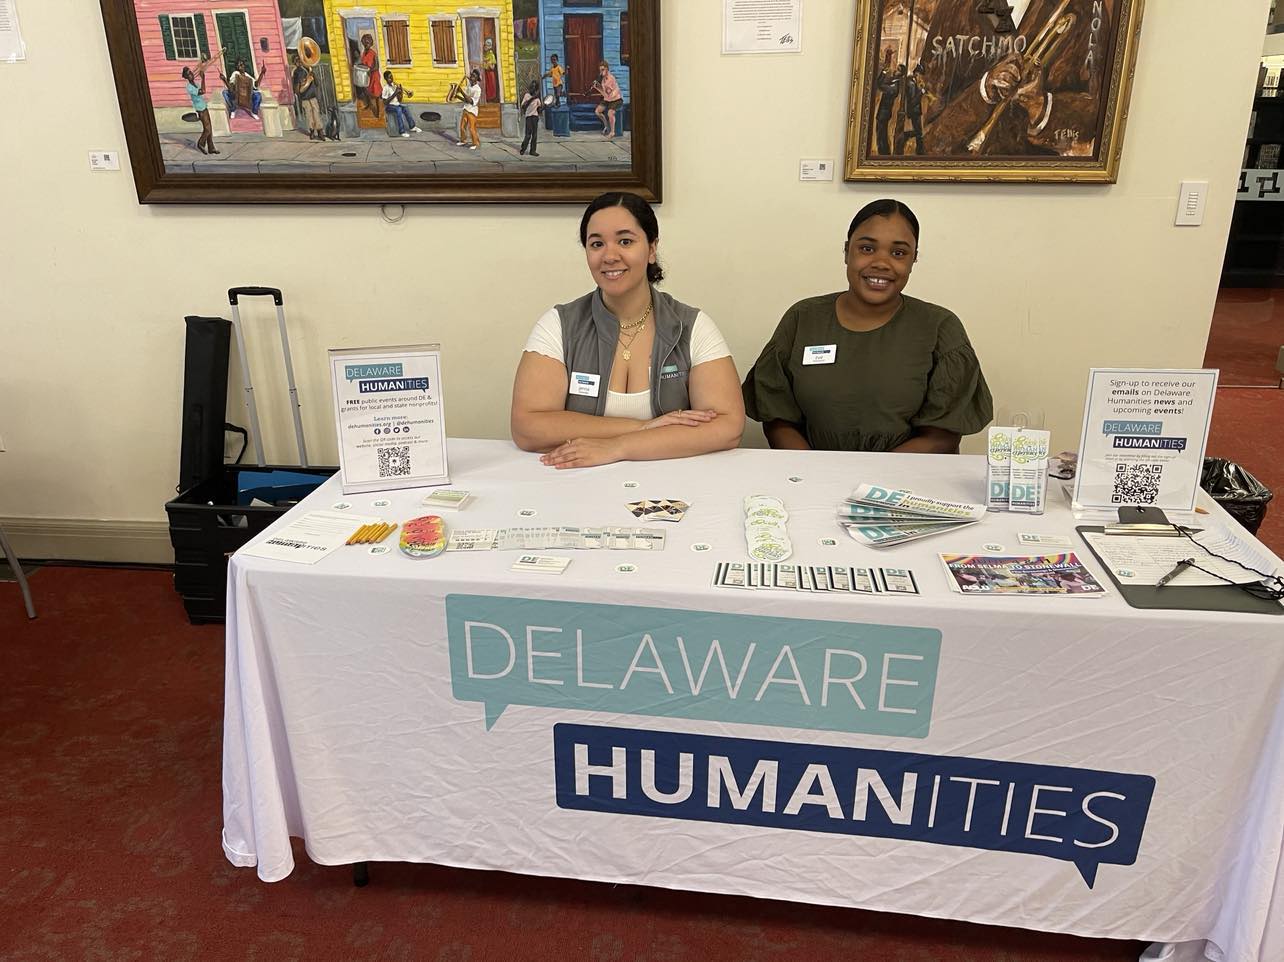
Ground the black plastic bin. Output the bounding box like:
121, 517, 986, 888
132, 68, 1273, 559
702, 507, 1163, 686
1201, 457, 1274, 536
165, 463, 336, 624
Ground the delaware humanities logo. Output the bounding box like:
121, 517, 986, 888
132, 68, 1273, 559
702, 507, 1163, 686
442, 595, 1155, 887
552, 724, 1155, 889
344, 362, 429, 394
445, 595, 941, 736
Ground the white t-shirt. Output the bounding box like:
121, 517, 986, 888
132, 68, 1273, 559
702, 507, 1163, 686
523, 306, 732, 419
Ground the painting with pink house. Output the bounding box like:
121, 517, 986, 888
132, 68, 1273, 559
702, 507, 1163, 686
131, 2, 293, 140
100, 1, 662, 203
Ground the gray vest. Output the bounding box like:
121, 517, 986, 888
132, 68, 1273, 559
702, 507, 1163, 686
556, 288, 697, 417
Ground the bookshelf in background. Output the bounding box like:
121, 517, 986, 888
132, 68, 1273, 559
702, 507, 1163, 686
1223, 59, 1284, 287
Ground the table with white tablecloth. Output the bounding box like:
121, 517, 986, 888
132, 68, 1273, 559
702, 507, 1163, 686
222, 439, 1284, 962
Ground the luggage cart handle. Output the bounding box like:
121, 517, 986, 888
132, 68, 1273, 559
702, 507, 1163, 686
228, 287, 284, 306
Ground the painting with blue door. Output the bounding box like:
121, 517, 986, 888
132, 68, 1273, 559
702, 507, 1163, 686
100, 0, 660, 203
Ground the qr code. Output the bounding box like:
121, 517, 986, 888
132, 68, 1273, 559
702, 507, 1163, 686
377, 445, 411, 478
1112, 463, 1162, 504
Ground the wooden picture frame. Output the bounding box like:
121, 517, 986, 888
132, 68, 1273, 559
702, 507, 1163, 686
100, 0, 661, 204
844, 0, 1145, 183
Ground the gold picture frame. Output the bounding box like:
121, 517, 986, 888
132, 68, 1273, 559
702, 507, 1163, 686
844, 0, 1145, 183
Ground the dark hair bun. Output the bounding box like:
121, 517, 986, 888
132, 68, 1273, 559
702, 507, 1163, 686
845, 199, 921, 245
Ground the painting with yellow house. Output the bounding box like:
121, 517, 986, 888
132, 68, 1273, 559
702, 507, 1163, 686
100, 0, 660, 202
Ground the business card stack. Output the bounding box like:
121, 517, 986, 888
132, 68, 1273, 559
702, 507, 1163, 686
421, 489, 473, 511
512, 554, 571, 575
713, 562, 919, 595
839, 483, 985, 547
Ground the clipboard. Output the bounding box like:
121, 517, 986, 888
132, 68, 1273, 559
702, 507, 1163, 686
1076, 526, 1283, 615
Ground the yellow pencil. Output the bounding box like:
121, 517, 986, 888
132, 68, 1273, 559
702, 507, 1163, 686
368, 522, 390, 544
347, 524, 372, 545
378, 523, 399, 544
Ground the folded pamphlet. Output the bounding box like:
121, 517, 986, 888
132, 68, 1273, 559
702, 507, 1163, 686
843, 519, 978, 548
847, 483, 987, 522
837, 483, 985, 547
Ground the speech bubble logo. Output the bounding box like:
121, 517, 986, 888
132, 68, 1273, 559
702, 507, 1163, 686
446, 594, 941, 736
553, 723, 1155, 888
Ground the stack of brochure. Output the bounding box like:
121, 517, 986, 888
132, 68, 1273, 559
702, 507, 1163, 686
839, 483, 986, 547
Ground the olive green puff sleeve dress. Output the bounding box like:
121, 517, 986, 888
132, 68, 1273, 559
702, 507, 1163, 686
741, 293, 993, 452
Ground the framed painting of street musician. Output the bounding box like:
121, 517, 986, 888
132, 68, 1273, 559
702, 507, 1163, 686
844, 0, 1145, 183
99, 0, 660, 204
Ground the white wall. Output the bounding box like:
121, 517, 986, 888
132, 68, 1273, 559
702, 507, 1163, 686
0, 0, 1270, 559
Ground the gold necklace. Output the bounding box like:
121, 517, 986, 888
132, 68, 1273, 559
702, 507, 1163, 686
618, 303, 652, 361
619, 320, 647, 361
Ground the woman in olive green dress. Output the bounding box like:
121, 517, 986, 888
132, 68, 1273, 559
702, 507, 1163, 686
741, 199, 992, 453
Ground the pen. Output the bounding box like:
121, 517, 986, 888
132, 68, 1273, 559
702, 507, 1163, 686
1156, 558, 1194, 588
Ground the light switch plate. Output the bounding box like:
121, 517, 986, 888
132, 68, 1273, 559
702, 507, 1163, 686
1175, 180, 1207, 226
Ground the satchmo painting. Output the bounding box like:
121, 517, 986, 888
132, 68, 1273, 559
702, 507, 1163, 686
844, 0, 1144, 183
100, 0, 660, 203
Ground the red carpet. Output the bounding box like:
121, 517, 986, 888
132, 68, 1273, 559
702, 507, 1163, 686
1203, 288, 1284, 386
0, 567, 1142, 961
1206, 289, 1284, 554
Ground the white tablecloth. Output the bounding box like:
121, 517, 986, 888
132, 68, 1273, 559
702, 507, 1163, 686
223, 439, 1284, 962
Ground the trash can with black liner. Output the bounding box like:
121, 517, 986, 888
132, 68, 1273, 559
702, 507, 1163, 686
1201, 458, 1274, 536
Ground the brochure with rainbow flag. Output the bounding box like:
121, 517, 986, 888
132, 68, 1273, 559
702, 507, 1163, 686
938, 553, 1107, 596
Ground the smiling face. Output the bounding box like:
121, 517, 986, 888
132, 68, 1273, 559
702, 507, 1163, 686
844, 212, 917, 309
583, 205, 657, 302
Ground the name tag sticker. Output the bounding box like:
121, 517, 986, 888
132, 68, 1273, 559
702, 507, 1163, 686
802, 344, 837, 366
570, 372, 601, 397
